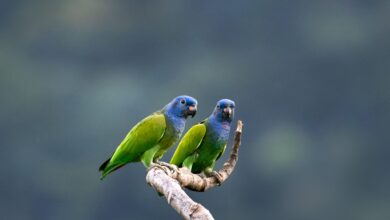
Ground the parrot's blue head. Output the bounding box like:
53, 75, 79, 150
212, 99, 235, 123
163, 95, 198, 119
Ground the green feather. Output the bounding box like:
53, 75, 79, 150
170, 120, 228, 174
170, 123, 206, 166
100, 113, 166, 179
216, 144, 226, 161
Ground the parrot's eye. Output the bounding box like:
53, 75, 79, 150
217, 105, 220, 109
180, 99, 186, 105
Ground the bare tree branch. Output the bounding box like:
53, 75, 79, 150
146, 167, 214, 220
146, 120, 243, 220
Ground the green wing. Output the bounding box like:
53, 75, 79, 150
216, 144, 227, 161
100, 113, 166, 179
170, 123, 206, 166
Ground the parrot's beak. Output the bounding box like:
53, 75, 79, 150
222, 107, 232, 119
185, 105, 197, 118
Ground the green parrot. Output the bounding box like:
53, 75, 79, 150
170, 99, 235, 177
99, 95, 197, 179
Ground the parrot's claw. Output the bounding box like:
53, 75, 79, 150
198, 173, 206, 178
148, 162, 167, 172
149, 163, 170, 175
210, 171, 224, 186
155, 161, 169, 167
156, 161, 178, 172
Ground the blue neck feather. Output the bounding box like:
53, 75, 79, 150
207, 113, 232, 143
162, 103, 186, 135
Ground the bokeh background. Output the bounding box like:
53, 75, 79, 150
1, 1, 389, 219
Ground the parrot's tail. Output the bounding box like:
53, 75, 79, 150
99, 158, 111, 172
99, 158, 126, 180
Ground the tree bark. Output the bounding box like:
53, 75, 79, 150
146, 120, 243, 220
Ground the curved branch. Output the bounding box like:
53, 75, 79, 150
146, 167, 214, 220
146, 120, 243, 220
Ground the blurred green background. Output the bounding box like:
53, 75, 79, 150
1, 1, 389, 220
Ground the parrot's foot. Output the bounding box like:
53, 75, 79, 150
142, 160, 155, 168
210, 171, 224, 186
156, 161, 178, 171
149, 162, 176, 176
148, 162, 158, 168
198, 173, 206, 178
146, 162, 160, 172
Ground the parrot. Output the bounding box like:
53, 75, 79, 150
170, 99, 235, 180
99, 95, 198, 179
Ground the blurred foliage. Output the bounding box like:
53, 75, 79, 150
1, 1, 389, 220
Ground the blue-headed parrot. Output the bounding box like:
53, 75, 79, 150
170, 99, 235, 177
99, 95, 198, 179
